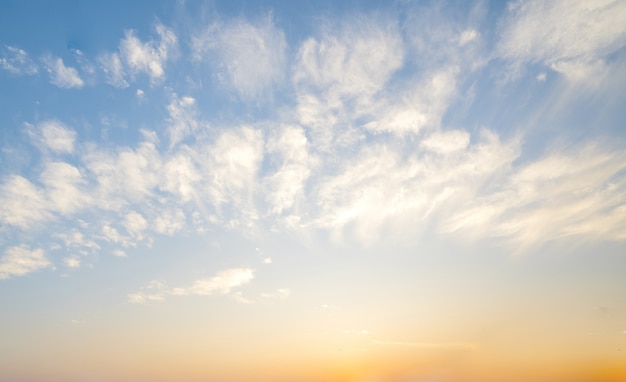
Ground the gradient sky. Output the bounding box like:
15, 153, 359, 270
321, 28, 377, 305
1, 1, 626, 381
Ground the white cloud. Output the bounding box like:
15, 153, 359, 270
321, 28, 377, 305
154, 209, 185, 235
192, 15, 287, 99
498, 0, 626, 82
99, 52, 128, 87
0, 175, 50, 229
362, 67, 459, 135
41, 54, 84, 88
198, 126, 264, 228
458, 29, 479, 46
312, 129, 519, 243
0, 45, 38, 75
0, 246, 50, 279
128, 268, 255, 303
128, 291, 164, 304
189, 268, 255, 295
83, 139, 162, 208
264, 125, 316, 215
29, 120, 77, 154
162, 153, 200, 203
119, 23, 177, 84
261, 288, 291, 299
166, 95, 199, 148
536, 72, 547, 81
112, 249, 126, 257
292, 15, 405, 148
124, 211, 148, 238
63, 256, 80, 269
54, 228, 100, 251
40, 162, 90, 215
102, 225, 123, 244
445, 144, 626, 250
421, 130, 470, 154
293, 16, 404, 98
71, 49, 96, 82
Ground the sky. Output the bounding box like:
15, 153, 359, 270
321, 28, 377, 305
1, 0, 626, 381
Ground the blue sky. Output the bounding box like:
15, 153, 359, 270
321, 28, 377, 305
1, 1, 626, 381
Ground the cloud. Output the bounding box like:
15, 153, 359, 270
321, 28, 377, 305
54, 228, 100, 252
498, 0, 626, 82
0, 245, 50, 279
128, 268, 255, 303
421, 130, 470, 154
166, 95, 200, 148
124, 211, 148, 238
161, 153, 200, 203
0, 175, 50, 229
98, 52, 128, 88
41, 121, 77, 153
264, 125, 316, 216
292, 15, 405, 145
119, 23, 177, 84
63, 256, 80, 269
0, 45, 38, 75
361, 67, 459, 135
41, 54, 84, 88
27, 120, 77, 153
261, 288, 291, 299
293, 15, 403, 99
312, 129, 519, 243
192, 15, 287, 99
154, 208, 185, 235
40, 162, 90, 214
83, 137, 162, 208
189, 268, 255, 295
112, 249, 126, 257
197, 126, 264, 228
1, 6, 625, 267
458, 29, 479, 46
445, 144, 626, 250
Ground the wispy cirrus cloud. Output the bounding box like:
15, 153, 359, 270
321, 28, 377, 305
0, 45, 38, 75
293, 14, 405, 147
264, 125, 317, 218
166, 94, 201, 148
445, 144, 626, 251
498, 0, 626, 83
192, 14, 287, 99
98, 51, 128, 88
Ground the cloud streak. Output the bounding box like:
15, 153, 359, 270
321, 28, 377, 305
128, 268, 255, 303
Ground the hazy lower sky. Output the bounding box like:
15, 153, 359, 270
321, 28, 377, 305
1, 1, 625, 381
